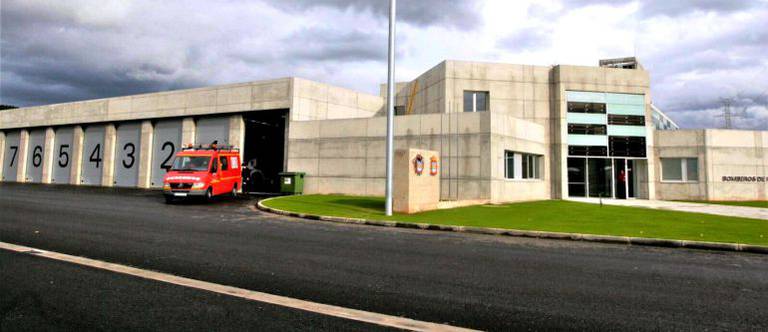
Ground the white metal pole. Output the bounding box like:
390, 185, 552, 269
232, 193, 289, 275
385, 0, 396, 216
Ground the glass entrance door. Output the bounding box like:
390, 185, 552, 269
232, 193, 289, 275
612, 159, 637, 199
627, 160, 636, 198
614, 159, 627, 199
567, 157, 643, 199
587, 158, 612, 198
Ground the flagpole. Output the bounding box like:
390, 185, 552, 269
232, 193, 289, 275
384, 0, 396, 216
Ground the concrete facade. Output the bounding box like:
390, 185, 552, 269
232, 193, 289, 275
286, 112, 492, 200
2, 59, 765, 202
655, 129, 767, 201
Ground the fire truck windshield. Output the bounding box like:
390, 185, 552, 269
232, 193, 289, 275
171, 156, 211, 172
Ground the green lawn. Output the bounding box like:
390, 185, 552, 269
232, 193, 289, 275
682, 201, 768, 209
263, 195, 768, 246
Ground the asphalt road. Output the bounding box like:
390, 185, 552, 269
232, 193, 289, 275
0, 250, 388, 331
1, 183, 767, 331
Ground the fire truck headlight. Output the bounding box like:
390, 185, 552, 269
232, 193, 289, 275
192, 182, 206, 189
162, 183, 171, 190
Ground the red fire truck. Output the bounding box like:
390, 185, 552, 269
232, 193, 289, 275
162, 143, 242, 203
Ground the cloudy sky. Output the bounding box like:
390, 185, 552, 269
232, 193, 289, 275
1, 0, 767, 129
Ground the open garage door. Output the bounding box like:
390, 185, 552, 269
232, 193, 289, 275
243, 110, 287, 193
113, 122, 141, 187
25, 129, 46, 183
52, 127, 74, 184
2, 131, 20, 182
151, 119, 182, 187
81, 125, 106, 185
196, 116, 230, 146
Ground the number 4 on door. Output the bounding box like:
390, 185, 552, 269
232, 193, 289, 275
89, 144, 102, 168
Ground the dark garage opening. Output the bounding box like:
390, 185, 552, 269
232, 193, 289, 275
242, 110, 288, 193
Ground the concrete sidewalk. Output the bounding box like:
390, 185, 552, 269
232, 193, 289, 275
568, 198, 768, 220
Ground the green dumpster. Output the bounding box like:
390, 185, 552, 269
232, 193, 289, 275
279, 172, 305, 194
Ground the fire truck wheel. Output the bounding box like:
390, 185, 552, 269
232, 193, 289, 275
205, 188, 213, 202
230, 185, 238, 198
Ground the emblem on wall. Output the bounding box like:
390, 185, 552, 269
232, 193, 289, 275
429, 155, 439, 176
413, 154, 424, 175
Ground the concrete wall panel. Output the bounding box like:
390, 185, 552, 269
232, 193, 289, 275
114, 122, 142, 187
24, 129, 46, 183
151, 119, 183, 187
2, 131, 21, 181
52, 127, 74, 184
0, 132, 5, 181
196, 116, 230, 145
41, 128, 55, 183
80, 125, 106, 185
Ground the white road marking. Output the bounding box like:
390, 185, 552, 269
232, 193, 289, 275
0, 241, 478, 332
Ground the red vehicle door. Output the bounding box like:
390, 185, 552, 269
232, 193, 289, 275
218, 154, 238, 193
209, 156, 222, 195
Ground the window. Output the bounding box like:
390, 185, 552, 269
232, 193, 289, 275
567, 102, 606, 114
609, 136, 646, 157
568, 124, 607, 135
661, 158, 698, 182
210, 159, 218, 173
504, 151, 543, 180
686, 158, 699, 181
568, 145, 607, 156
608, 114, 645, 126
464, 91, 489, 112
219, 156, 229, 171
522, 154, 541, 179
394, 106, 406, 116
171, 156, 210, 172
504, 151, 514, 179
567, 158, 586, 197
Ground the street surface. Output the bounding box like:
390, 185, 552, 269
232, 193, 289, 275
1, 183, 767, 331
0, 250, 385, 331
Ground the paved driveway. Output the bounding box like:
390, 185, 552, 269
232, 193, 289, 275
568, 197, 768, 220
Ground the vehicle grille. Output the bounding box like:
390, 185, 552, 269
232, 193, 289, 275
170, 183, 193, 190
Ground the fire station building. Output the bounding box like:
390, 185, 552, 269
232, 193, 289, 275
1, 58, 766, 202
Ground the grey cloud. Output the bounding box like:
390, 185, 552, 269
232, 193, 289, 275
2, 51, 204, 105
272, 0, 483, 30
0, 12, 204, 106
1, 0, 397, 107
646, 29, 768, 109
279, 28, 392, 62
637, 0, 760, 17
562, 0, 761, 17
628, 3, 768, 130
670, 101, 767, 130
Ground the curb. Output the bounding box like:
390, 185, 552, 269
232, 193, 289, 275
256, 198, 768, 255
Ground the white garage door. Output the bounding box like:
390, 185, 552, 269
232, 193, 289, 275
196, 116, 230, 146
2, 131, 20, 182
113, 122, 141, 187
25, 129, 46, 183
151, 120, 182, 187
81, 125, 106, 185
52, 127, 74, 184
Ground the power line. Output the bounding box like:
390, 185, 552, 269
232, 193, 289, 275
716, 97, 747, 129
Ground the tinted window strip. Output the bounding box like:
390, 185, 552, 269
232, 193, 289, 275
608, 114, 645, 126
567, 124, 607, 135
567, 102, 606, 114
